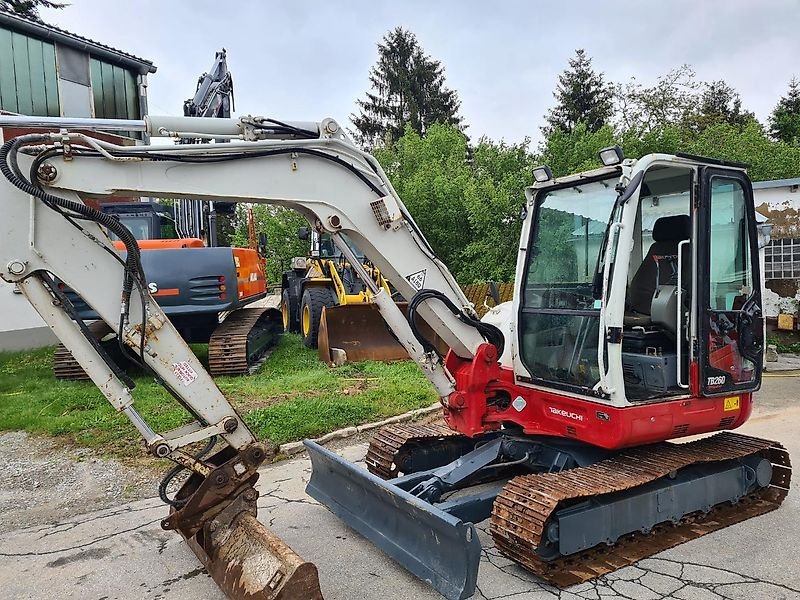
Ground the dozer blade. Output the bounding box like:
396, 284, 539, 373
318, 303, 448, 364
304, 440, 481, 600
165, 443, 323, 600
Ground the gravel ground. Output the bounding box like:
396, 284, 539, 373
0, 431, 158, 534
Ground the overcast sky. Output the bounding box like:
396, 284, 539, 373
40, 0, 800, 146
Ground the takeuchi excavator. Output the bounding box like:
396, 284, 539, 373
0, 112, 790, 600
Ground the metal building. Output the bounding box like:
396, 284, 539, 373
0, 9, 157, 350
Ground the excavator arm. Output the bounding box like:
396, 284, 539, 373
0, 113, 501, 599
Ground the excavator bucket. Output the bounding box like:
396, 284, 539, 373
183, 512, 323, 600
166, 444, 324, 600
318, 303, 448, 364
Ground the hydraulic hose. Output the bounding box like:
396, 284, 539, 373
408, 288, 505, 359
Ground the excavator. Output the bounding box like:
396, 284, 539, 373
52, 199, 278, 378
0, 112, 790, 600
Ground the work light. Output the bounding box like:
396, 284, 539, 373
532, 165, 553, 183
599, 145, 624, 166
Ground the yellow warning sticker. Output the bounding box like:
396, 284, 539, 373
724, 396, 740, 411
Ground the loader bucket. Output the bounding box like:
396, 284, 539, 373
318, 303, 449, 364
184, 511, 324, 600
304, 440, 481, 600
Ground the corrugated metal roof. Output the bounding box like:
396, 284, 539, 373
752, 177, 800, 190
0, 9, 156, 74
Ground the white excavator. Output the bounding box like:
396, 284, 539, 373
0, 112, 790, 600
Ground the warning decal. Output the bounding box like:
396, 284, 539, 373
173, 361, 199, 386
406, 269, 427, 291
723, 396, 740, 412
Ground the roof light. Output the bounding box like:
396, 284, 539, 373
532, 165, 553, 183
599, 145, 624, 166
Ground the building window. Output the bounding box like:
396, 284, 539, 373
0, 29, 59, 116
764, 238, 800, 279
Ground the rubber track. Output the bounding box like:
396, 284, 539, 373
365, 422, 458, 479
490, 432, 791, 587
208, 307, 280, 376
53, 321, 114, 380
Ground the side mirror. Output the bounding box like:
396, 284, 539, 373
258, 232, 268, 255
297, 227, 310, 241
488, 281, 501, 305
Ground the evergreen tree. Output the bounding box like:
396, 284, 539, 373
684, 80, 755, 132
769, 77, 800, 144
351, 27, 463, 148
1, 0, 66, 21
544, 49, 613, 135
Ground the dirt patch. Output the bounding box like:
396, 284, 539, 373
0, 431, 160, 534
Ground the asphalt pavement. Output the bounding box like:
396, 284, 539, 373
1, 376, 799, 600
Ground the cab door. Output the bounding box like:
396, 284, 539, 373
697, 168, 764, 396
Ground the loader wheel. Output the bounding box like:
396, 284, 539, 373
282, 289, 299, 333
300, 287, 337, 348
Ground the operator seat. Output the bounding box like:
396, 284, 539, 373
625, 215, 691, 326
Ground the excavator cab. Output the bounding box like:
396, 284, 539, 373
518, 153, 764, 407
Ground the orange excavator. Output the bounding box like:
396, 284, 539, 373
53, 199, 281, 377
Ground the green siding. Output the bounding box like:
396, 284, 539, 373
0, 29, 59, 116
0, 30, 15, 112
41, 43, 59, 116
89, 58, 103, 116
90, 57, 139, 120
124, 70, 138, 123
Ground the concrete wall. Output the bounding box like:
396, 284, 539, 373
0, 285, 56, 351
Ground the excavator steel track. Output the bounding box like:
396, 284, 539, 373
490, 432, 791, 587
208, 307, 282, 376
365, 422, 460, 479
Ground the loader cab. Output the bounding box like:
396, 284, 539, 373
517, 153, 764, 406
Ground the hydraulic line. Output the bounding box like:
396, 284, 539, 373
408, 288, 505, 358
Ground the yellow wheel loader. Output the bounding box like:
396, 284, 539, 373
281, 228, 416, 363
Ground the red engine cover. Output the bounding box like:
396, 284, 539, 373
442, 344, 752, 450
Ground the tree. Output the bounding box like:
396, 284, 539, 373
231, 205, 308, 286
614, 65, 700, 136
1, 0, 66, 20
539, 122, 616, 177
769, 77, 800, 144
684, 80, 756, 132
351, 27, 463, 148
544, 49, 613, 135
459, 137, 534, 283
373, 123, 473, 276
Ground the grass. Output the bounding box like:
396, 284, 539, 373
0, 334, 437, 458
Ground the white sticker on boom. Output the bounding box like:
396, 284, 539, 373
406, 269, 427, 291
173, 361, 199, 386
